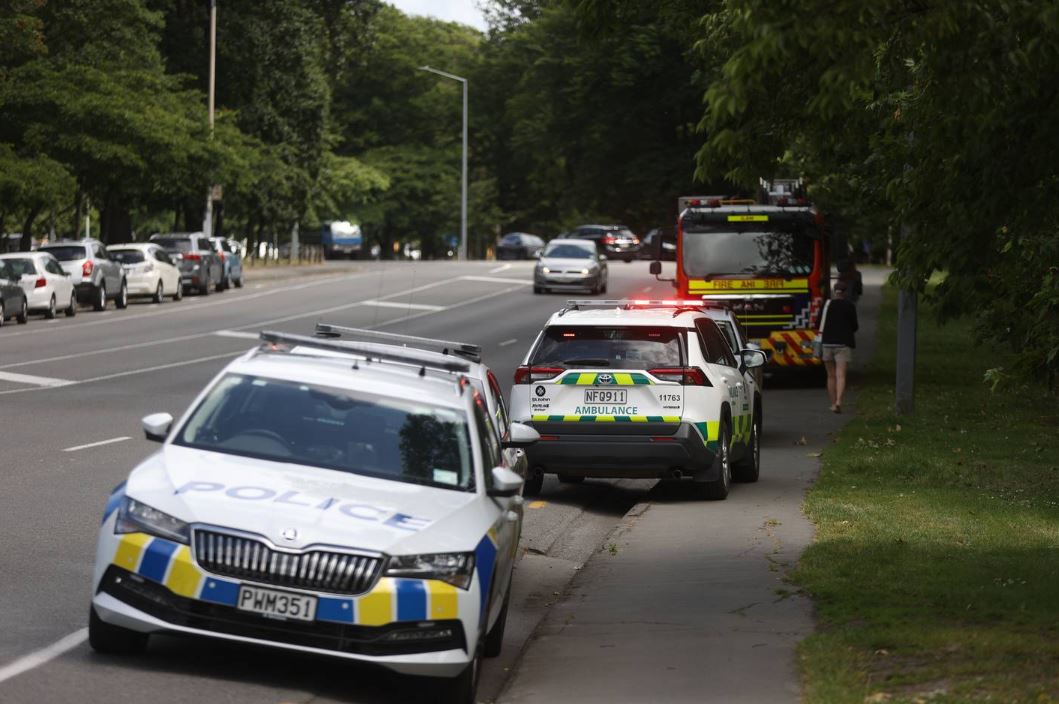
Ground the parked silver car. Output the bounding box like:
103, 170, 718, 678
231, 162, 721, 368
209, 236, 243, 289
149, 232, 223, 295
37, 239, 128, 311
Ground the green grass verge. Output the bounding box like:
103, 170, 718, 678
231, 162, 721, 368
796, 286, 1059, 704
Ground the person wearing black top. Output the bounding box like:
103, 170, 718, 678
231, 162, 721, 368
819, 282, 858, 413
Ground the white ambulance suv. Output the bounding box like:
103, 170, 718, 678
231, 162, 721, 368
89, 331, 538, 703
510, 300, 766, 498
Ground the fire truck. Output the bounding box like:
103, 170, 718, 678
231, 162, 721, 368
650, 179, 832, 369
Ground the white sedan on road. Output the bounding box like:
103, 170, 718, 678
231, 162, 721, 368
0, 251, 77, 318
109, 243, 183, 303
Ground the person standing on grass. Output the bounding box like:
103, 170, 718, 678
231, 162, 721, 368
820, 281, 858, 413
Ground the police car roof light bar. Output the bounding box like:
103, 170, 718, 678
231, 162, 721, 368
314, 323, 482, 363
258, 331, 471, 374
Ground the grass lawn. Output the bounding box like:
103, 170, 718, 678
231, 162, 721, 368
796, 286, 1059, 703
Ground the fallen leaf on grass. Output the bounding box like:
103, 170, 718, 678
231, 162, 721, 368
864, 694, 892, 703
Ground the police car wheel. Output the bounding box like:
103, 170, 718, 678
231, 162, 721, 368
733, 414, 761, 483
484, 583, 511, 658
442, 643, 482, 704
702, 418, 732, 500
533, 285, 544, 294
557, 474, 584, 484
88, 607, 148, 655
523, 468, 544, 496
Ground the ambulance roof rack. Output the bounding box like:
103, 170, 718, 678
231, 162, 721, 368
314, 323, 482, 363
258, 330, 471, 374
559, 299, 706, 316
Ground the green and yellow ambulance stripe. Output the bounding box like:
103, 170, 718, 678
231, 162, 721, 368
558, 372, 654, 385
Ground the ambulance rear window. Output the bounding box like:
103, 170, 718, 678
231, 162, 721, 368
531, 326, 684, 370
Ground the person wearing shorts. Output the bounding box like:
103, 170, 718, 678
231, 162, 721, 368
819, 282, 858, 412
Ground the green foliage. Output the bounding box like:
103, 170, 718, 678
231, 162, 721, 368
697, 0, 1059, 385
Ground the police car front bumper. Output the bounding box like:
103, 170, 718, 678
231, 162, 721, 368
525, 421, 717, 480
92, 566, 470, 676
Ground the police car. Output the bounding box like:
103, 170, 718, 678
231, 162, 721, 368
510, 300, 767, 497
89, 331, 538, 703
314, 323, 528, 482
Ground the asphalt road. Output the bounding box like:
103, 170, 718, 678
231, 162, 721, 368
0, 260, 872, 703
0, 258, 667, 703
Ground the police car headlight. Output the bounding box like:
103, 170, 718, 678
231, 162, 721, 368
115, 497, 190, 544
385, 553, 475, 589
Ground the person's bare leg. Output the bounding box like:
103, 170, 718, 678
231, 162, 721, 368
825, 360, 837, 409
835, 358, 848, 410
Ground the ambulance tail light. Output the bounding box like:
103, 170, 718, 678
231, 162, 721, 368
514, 366, 565, 384
649, 367, 711, 386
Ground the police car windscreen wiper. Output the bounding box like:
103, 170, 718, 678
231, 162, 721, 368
563, 358, 611, 367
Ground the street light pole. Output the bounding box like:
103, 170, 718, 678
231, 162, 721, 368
419, 65, 467, 261
203, 0, 217, 237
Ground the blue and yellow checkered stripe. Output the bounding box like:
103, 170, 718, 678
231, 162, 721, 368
558, 372, 653, 385
111, 534, 464, 625
532, 414, 680, 423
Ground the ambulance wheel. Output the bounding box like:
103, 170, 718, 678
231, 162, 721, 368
557, 474, 584, 484
484, 583, 510, 657
701, 418, 731, 500
733, 412, 761, 483
523, 468, 544, 497
89, 607, 148, 654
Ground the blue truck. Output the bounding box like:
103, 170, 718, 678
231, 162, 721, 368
322, 221, 363, 259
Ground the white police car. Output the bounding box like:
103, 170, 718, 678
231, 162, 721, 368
89, 331, 538, 703
510, 300, 766, 497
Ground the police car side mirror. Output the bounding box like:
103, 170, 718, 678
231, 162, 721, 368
502, 422, 540, 449
649, 261, 662, 276
142, 412, 173, 442
489, 466, 524, 497
740, 349, 768, 371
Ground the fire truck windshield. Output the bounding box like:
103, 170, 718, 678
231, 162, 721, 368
682, 227, 814, 278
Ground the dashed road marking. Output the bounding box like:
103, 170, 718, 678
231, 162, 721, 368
63, 436, 131, 453
0, 371, 75, 388
488, 263, 513, 274
214, 330, 260, 339
0, 628, 87, 685
499, 338, 518, 347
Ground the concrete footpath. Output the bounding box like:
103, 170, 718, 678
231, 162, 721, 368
497, 271, 887, 704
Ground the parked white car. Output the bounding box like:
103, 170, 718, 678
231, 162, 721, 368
0, 251, 77, 318
109, 243, 183, 303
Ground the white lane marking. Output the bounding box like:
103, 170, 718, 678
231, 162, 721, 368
214, 330, 260, 340
63, 436, 131, 453
488, 263, 512, 274
499, 338, 518, 347
0, 371, 75, 387
360, 300, 446, 311
0, 351, 243, 396
0, 628, 87, 685
0, 273, 362, 339
460, 275, 534, 285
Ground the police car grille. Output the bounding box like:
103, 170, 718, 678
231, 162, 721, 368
193, 531, 382, 595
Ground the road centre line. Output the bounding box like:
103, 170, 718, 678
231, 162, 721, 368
499, 338, 518, 347
460, 275, 534, 285
0, 280, 530, 394
488, 263, 512, 274
0, 274, 519, 371
360, 300, 446, 311
0, 628, 87, 685
0, 371, 75, 387
63, 436, 131, 453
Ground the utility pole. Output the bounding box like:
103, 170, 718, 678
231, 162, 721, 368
895, 222, 917, 415
419, 66, 468, 261
203, 0, 217, 237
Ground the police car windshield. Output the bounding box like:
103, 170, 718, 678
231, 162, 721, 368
682, 227, 813, 277
531, 326, 684, 369
175, 374, 474, 491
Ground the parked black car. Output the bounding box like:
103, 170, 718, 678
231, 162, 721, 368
496, 233, 545, 260
565, 224, 640, 262
0, 260, 29, 326
149, 232, 224, 295
639, 227, 677, 261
